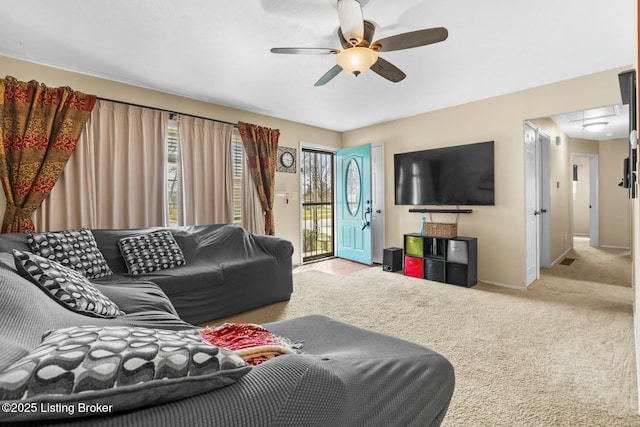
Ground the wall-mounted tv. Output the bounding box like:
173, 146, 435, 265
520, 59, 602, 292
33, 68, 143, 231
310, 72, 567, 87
394, 141, 495, 206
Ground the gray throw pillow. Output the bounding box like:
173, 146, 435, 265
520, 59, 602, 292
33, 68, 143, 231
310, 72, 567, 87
13, 249, 123, 318
118, 230, 186, 275
0, 325, 251, 422
25, 228, 113, 279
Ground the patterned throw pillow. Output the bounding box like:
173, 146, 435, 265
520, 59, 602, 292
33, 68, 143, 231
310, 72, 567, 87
0, 325, 251, 422
13, 250, 123, 318
26, 228, 113, 279
118, 230, 186, 275
24, 230, 84, 272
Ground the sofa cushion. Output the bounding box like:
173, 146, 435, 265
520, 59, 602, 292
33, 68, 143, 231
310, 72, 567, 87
91, 276, 180, 316
118, 230, 186, 275
26, 228, 113, 279
0, 325, 251, 422
13, 250, 123, 318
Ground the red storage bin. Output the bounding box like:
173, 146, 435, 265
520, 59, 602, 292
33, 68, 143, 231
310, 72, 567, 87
404, 256, 424, 278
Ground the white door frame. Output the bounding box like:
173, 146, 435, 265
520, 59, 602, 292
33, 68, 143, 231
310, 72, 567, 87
370, 142, 385, 264
570, 152, 600, 247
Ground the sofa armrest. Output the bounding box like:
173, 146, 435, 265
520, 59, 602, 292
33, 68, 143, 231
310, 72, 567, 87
252, 234, 294, 261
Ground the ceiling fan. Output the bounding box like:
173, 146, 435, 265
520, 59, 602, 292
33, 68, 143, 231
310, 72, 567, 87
270, 0, 448, 86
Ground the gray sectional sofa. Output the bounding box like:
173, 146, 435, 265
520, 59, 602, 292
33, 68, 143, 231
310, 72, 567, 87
0, 224, 455, 426
0, 223, 294, 325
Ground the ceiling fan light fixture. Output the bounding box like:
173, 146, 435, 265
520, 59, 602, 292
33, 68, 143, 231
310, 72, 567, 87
582, 121, 608, 132
336, 47, 378, 76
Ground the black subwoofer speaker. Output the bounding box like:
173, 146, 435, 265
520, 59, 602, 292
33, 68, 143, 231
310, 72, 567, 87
383, 247, 403, 272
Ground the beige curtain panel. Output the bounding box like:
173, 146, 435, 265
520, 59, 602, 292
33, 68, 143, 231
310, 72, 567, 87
35, 100, 168, 230
177, 116, 234, 226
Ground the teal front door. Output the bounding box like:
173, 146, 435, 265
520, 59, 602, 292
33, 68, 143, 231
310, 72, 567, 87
336, 144, 372, 265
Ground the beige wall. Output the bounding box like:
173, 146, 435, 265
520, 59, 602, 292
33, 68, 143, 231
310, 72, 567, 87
571, 138, 600, 154
0, 55, 342, 263
342, 67, 630, 288
599, 138, 632, 248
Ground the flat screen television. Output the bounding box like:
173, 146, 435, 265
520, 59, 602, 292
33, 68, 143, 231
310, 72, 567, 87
394, 141, 495, 205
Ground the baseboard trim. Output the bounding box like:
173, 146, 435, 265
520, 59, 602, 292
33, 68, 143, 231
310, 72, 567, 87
550, 247, 573, 268
599, 244, 631, 250
479, 280, 527, 291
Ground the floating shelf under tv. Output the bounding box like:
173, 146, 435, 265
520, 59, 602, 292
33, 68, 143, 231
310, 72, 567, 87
408, 208, 473, 214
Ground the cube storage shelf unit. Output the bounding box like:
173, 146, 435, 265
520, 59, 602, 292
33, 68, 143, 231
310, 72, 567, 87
404, 233, 478, 287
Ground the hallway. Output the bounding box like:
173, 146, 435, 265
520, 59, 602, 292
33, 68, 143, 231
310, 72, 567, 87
544, 236, 632, 288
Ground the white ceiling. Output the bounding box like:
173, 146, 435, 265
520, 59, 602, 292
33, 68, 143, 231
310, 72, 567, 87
0, 0, 635, 135
550, 104, 630, 141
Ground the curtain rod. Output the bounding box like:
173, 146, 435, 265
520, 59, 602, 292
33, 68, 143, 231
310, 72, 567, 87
97, 97, 238, 127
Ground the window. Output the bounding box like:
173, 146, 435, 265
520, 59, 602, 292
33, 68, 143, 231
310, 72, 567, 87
231, 129, 244, 225
166, 119, 179, 227
166, 121, 245, 227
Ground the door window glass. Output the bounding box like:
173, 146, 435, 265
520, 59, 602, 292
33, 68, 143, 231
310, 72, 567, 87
346, 158, 361, 216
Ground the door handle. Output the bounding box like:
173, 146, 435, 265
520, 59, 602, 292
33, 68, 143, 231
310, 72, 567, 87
362, 207, 372, 230
534, 211, 540, 215
375, 209, 381, 213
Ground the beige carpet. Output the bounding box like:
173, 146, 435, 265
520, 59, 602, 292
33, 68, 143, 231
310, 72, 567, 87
551, 236, 632, 287
212, 255, 638, 426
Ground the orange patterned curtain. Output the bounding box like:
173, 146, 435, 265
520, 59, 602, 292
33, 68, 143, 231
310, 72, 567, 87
0, 76, 96, 233
237, 121, 280, 235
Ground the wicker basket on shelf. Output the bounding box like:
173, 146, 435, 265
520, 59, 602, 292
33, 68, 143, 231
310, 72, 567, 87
422, 212, 459, 237
422, 221, 457, 238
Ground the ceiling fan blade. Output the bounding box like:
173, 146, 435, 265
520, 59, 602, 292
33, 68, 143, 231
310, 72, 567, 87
314, 64, 343, 87
337, 0, 364, 46
372, 27, 448, 52
370, 57, 406, 83
271, 47, 339, 55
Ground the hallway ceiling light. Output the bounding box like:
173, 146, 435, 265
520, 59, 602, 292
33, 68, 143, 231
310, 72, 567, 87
582, 121, 608, 132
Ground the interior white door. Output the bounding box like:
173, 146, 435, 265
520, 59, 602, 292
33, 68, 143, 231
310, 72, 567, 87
538, 131, 551, 267
524, 122, 539, 285
588, 155, 600, 247
371, 142, 385, 264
